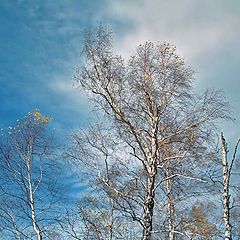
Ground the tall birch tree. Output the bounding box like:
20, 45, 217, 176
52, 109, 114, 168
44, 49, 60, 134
73, 26, 231, 240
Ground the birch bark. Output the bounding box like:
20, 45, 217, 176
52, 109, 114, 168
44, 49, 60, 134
142, 172, 156, 240
221, 133, 239, 240
26, 138, 42, 240
166, 177, 175, 240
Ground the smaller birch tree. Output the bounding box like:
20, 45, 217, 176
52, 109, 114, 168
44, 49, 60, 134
0, 110, 62, 240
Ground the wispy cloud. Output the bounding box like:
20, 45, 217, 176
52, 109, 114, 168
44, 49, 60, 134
101, 0, 240, 141
105, 0, 240, 62
0, 0, 105, 131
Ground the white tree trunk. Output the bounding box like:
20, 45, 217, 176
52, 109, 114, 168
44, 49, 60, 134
166, 177, 175, 240
142, 170, 156, 240
221, 134, 232, 240
26, 141, 42, 240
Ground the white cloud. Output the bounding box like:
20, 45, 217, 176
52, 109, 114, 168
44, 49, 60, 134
101, 0, 240, 143
104, 0, 240, 64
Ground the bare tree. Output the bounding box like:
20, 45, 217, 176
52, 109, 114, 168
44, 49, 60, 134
73, 26, 231, 240
68, 124, 143, 239
0, 110, 63, 240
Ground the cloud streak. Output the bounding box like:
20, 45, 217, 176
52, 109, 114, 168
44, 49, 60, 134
102, 0, 240, 141
105, 0, 240, 62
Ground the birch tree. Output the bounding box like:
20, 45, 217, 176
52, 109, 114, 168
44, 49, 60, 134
73, 26, 231, 240
0, 110, 62, 240
68, 124, 143, 239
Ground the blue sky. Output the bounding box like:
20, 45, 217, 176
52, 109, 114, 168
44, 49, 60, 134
0, 0, 240, 143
